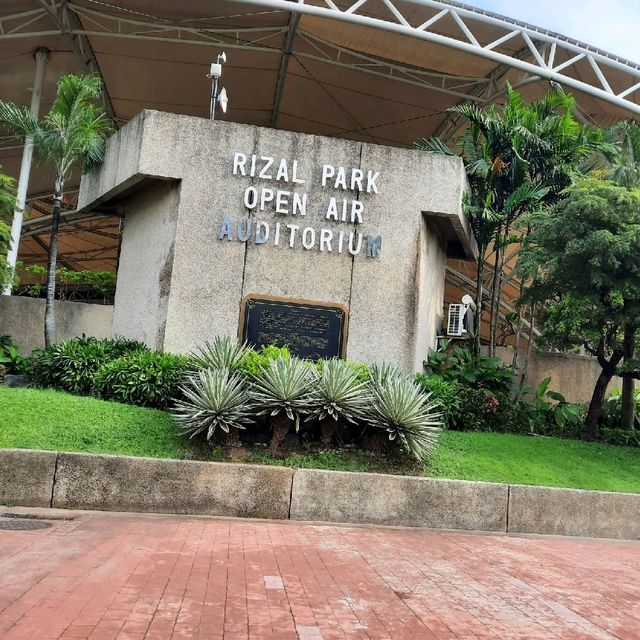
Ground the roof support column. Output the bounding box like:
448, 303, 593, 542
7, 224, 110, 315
270, 12, 300, 128
3, 47, 50, 296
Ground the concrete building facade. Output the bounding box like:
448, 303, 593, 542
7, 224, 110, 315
78, 110, 475, 371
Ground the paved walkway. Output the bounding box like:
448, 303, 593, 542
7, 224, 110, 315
0, 508, 639, 640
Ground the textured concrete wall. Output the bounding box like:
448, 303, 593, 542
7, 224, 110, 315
0, 449, 57, 507
494, 347, 623, 404
51, 452, 294, 520
79, 110, 471, 371
112, 180, 180, 349
289, 468, 508, 531
0, 296, 113, 355
3, 448, 640, 539
508, 484, 640, 539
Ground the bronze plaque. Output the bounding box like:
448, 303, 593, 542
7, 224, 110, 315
241, 296, 347, 360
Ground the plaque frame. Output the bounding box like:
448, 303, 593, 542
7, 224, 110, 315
238, 294, 350, 359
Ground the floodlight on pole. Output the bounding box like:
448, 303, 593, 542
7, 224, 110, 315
207, 51, 229, 120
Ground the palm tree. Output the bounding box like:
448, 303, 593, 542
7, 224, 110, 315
416, 84, 602, 358
0, 74, 112, 346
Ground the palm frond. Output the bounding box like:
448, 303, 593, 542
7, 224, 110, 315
0, 102, 40, 139
414, 136, 454, 156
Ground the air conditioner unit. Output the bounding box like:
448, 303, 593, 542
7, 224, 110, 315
447, 303, 465, 337
446, 299, 475, 338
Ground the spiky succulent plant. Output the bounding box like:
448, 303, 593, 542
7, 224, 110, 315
190, 336, 249, 371
250, 356, 317, 450
171, 368, 254, 441
368, 362, 404, 390
371, 375, 442, 461
308, 359, 370, 423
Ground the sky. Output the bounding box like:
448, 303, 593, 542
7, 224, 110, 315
468, 0, 640, 63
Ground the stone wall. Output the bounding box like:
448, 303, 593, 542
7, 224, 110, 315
2, 448, 640, 540
494, 346, 623, 404
0, 296, 113, 355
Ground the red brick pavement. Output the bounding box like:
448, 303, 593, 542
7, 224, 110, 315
0, 508, 639, 640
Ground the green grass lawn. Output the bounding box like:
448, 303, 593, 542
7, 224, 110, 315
2, 385, 640, 493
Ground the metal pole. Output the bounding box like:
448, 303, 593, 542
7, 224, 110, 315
210, 74, 220, 120
3, 47, 50, 295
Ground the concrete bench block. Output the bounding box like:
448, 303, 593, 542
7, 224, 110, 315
51, 452, 294, 520
508, 484, 640, 539
0, 449, 57, 508
290, 468, 508, 531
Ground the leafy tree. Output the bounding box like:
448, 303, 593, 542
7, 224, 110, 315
416, 84, 602, 357
0, 167, 16, 291
522, 178, 640, 438
0, 74, 112, 346
601, 120, 640, 428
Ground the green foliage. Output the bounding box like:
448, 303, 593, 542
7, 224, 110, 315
250, 356, 316, 431
603, 387, 640, 431
371, 375, 442, 461
31, 336, 145, 394
236, 344, 291, 378
172, 369, 254, 441
93, 350, 190, 409
414, 374, 461, 426
308, 359, 370, 423
0, 335, 29, 374
525, 377, 584, 433
425, 345, 514, 394
13, 264, 116, 300
368, 362, 404, 389
191, 336, 249, 371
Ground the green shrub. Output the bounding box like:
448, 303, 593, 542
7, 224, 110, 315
237, 344, 291, 378
31, 336, 146, 394
425, 344, 514, 394
599, 427, 640, 447
172, 369, 254, 442
0, 335, 29, 374
93, 350, 190, 408
414, 373, 460, 427
370, 374, 442, 461
450, 387, 531, 435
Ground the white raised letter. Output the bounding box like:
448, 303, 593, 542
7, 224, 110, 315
233, 152, 247, 176
276, 190, 290, 214
292, 160, 305, 184
351, 200, 364, 223
287, 224, 299, 248
322, 164, 335, 187
244, 186, 258, 210
301, 227, 316, 250
366, 170, 380, 193
319, 228, 333, 252
259, 156, 274, 179
260, 188, 275, 211
293, 192, 308, 216
326, 197, 338, 221
276, 158, 289, 182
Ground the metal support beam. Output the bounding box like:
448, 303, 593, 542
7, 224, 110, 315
38, 0, 115, 119
271, 12, 300, 128
3, 47, 49, 296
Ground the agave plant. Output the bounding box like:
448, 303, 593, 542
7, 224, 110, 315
250, 356, 317, 452
190, 336, 249, 371
308, 359, 371, 446
368, 362, 404, 390
371, 375, 443, 461
171, 368, 254, 445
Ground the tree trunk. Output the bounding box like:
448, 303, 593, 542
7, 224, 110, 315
269, 412, 291, 452
473, 252, 485, 358
319, 417, 335, 447
585, 368, 615, 440
515, 306, 534, 401
44, 177, 63, 348
511, 280, 525, 374
620, 324, 636, 429
488, 233, 501, 357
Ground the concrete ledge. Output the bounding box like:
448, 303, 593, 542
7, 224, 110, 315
0, 449, 57, 507
51, 452, 294, 520
3, 448, 640, 539
508, 484, 640, 540
290, 468, 508, 531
